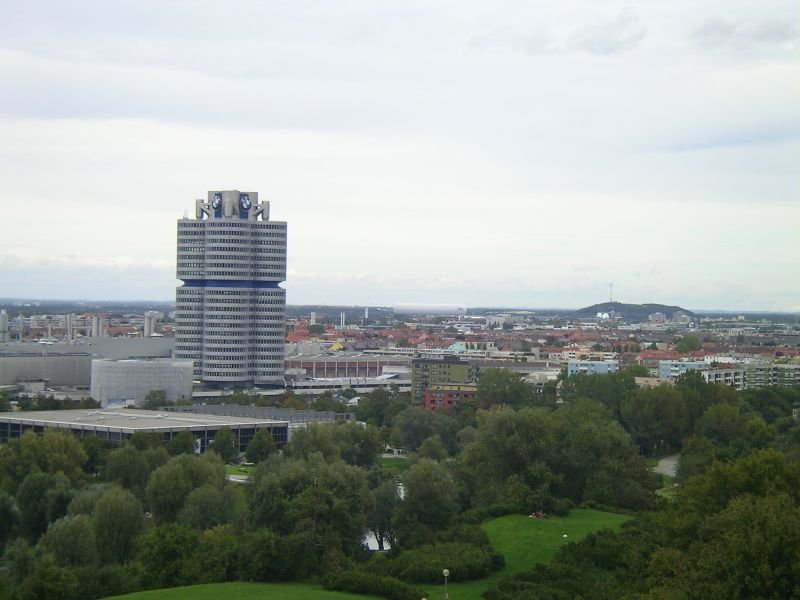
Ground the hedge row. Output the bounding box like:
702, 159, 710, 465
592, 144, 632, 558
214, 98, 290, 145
322, 570, 427, 600
376, 541, 504, 583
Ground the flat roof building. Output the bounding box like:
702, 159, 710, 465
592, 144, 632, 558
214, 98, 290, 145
0, 408, 288, 451
91, 359, 194, 408
566, 359, 620, 377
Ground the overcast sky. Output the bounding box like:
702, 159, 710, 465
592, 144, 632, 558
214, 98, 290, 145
1, 1, 798, 311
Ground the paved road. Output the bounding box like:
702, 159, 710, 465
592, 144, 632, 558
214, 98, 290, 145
652, 454, 680, 478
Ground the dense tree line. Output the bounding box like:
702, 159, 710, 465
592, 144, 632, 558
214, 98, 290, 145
0, 376, 798, 599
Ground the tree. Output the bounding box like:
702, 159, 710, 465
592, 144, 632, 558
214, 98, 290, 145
211, 427, 238, 463
92, 486, 144, 564
193, 524, 242, 583
676, 335, 702, 353
620, 385, 690, 455
308, 323, 325, 335
560, 371, 638, 421
548, 400, 657, 509
167, 430, 196, 456
145, 453, 225, 523
245, 429, 276, 464
416, 435, 448, 461
136, 523, 200, 589
331, 422, 383, 467
459, 407, 554, 509
41, 514, 98, 567
675, 494, 800, 599
311, 392, 346, 413
16, 472, 74, 541
367, 479, 400, 551
283, 423, 341, 463
128, 431, 162, 450
390, 407, 459, 454
0, 490, 17, 551
178, 484, 237, 530
144, 389, 168, 409
12, 553, 80, 600
476, 369, 534, 409
395, 459, 458, 547
695, 403, 774, 454
248, 454, 370, 570
82, 436, 112, 477
104, 444, 152, 499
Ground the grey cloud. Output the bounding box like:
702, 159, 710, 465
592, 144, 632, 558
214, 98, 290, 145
568, 7, 646, 55
692, 17, 799, 49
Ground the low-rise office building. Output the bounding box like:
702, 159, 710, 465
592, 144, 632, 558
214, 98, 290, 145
0, 408, 288, 451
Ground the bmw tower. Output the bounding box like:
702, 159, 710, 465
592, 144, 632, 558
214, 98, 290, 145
175, 191, 287, 387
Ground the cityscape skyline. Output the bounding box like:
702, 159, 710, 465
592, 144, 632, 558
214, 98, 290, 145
1, 1, 798, 311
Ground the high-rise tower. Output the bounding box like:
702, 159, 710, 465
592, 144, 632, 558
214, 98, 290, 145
175, 190, 287, 387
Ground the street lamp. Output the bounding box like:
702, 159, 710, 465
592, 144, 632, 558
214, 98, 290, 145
442, 568, 450, 600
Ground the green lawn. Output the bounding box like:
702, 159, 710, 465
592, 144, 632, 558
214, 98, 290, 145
424, 508, 631, 600
225, 464, 255, 477
378, 455, 411, 475
104, 582, 381, 600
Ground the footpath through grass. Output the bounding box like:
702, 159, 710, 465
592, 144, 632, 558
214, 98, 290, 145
425, 508, 631, 600
104, 582, 381, 600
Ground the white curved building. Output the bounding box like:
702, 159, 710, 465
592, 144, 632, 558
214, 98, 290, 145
175, 191, 287, 387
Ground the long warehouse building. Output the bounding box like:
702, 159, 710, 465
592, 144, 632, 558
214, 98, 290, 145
0, 409, 288, 451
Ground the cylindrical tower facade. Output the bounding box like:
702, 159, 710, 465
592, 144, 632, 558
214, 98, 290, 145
175, 191, 287, 387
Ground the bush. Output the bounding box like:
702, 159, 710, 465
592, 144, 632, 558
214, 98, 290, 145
458, 503, 519, 524
436, 524, 492, 548
323, 570, 426, 600
378, 542, 502, 583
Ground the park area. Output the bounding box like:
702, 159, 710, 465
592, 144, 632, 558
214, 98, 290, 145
105, 509, 628, 600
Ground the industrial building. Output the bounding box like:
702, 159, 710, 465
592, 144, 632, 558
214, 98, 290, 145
0, 409, 289, 451
0, 351, 92, 388
90, 359, 194, 407
285, 351, 411, 378
175, 190, 287, 387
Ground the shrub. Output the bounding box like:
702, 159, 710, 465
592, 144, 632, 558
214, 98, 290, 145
323, 570, 426, 600
458, 503, 519, 524
378, 542, 502, 583
436, 524, 492, 548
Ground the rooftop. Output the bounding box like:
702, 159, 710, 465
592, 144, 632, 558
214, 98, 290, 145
0, 408, 286, 431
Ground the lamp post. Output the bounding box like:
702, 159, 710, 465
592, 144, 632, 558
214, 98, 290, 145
443, 568, 450, 600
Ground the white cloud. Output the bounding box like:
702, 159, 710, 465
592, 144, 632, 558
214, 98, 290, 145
568, 7, 647, 55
